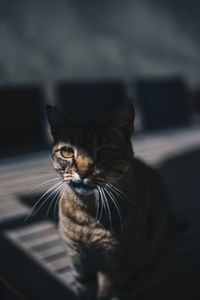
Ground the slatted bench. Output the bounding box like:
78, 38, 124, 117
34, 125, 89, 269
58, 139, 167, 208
0, 151, 53, 230
0, 221, 77, 300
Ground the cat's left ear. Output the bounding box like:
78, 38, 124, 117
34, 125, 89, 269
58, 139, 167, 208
46, 105, 69, 140
109, 100, 135, 138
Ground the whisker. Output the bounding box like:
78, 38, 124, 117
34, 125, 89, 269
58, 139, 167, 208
101, 187, 113, 232
34, 183, 64, 219
53, 194, 60, 219
97, 186, 105, 222
46, 182, 65, 218
54, 184, 67, 218
104, 186, 124, 232
58, 184, 69, 212
107, 183, 138, 208
95, 189, 100, 221
24, 181, 63, 221
28, 177, 61, 193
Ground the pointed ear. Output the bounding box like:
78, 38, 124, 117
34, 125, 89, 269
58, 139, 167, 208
109, 100, 135, 138
46, 105, 69, 140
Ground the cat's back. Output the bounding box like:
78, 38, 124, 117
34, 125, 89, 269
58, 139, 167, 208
132, 157, 175, 269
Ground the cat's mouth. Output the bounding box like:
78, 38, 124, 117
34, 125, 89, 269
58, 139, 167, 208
68, 181, 96, 196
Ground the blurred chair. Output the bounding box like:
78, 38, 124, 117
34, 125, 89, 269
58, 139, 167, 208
54, 79, 128, 121
0, 84, 47, 157
135, 76, 190, 131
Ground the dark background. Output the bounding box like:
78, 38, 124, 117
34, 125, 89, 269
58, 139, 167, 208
0, 1, 200, 300
0, 0, 200, 85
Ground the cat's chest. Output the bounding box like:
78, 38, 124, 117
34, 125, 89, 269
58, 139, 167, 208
60, 213, 116, 252
59, 197, 118, 251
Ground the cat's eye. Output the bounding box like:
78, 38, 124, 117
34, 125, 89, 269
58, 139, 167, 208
98, 148, 114, 159
60, 146, 74, 159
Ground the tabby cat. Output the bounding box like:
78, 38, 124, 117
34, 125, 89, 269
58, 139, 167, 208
46, 102, 173, 300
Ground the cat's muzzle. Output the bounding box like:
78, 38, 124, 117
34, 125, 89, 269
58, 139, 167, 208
69, 178, 96, 196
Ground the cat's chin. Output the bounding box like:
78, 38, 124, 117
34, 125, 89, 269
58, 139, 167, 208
68, 182, 96, 197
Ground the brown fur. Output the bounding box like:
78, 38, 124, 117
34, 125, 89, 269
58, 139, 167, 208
46, 103, 174, 300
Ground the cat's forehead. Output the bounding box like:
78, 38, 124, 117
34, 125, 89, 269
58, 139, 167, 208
58, 123, 120, 150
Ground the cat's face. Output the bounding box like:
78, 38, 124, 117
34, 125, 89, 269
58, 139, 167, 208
46, 102, 134, 196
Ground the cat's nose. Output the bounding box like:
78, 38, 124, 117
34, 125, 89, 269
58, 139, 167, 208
78, 168, 92, 180
77, 165, 94, 180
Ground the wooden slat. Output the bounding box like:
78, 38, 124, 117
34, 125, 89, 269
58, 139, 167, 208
0, 207, 28, 222
19, 227, 58, 241
9, 221, 55, 237
46, 257, 70, 272
34, 244, 67, 260
4, 221, 72, 284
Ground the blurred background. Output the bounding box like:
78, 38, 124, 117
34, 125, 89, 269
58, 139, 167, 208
0, 0, 200, 299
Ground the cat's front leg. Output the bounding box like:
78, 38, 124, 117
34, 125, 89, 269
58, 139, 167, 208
75, 273, 98, 300
70, 253, 98, 300
97, 272, 112, 300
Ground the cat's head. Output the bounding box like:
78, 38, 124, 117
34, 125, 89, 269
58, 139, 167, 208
46, 102, 135, 197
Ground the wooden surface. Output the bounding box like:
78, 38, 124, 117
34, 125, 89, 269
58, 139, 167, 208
3, 221, 75, 286
0, 124, 200, 299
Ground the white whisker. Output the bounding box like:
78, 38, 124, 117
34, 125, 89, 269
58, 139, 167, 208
54, 184, 67, 218
105, 186, 124, 232
28, 177, 61, 193
95, 189, 99, 221
35, 182, 64, 218
46, 182, 65, 218
101, 187, 113, 232
107, 183, 137, 208
24, 180, 63, 221
97, 186, 105, 222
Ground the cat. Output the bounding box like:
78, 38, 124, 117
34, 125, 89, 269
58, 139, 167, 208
46, 102, 174, 300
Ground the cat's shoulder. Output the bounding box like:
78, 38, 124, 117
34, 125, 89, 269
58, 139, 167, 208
132, 157, 165, 193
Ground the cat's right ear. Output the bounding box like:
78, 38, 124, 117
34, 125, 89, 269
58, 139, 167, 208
46, 105, 68, 140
